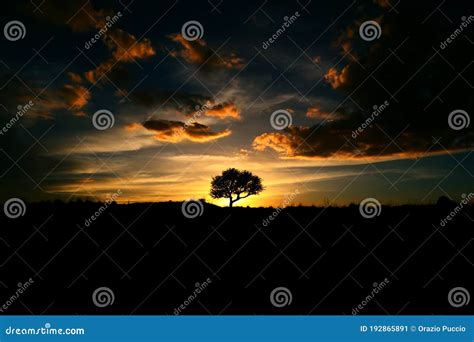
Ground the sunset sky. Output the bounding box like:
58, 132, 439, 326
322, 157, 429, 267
0, 0, 472, 207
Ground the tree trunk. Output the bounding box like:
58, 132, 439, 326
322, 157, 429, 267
229, 198, 233, 207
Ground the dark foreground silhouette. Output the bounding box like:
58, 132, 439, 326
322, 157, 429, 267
0, 198, 472, 315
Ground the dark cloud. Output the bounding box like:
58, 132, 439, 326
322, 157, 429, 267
168, 34, 244, 70
29, 0, 111, 31
127, 89, 209, 114
0, 76, 89, 119
141, 119, 231, 142
126, 89, 241, 119
83, 28, 156, 84
254, 0, 474, 159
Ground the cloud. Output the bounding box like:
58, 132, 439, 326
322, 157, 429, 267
59, 84, 91, 109
205, 101, 241, 119
168, 34, 244, 70
333, 26, 355, 55
324, 65, 350, 89
255, 2, 469, 160
29, 84, 91, 118
125, 88, 241, 120
84, 28, 156, 84
142, 119, 231, 143
107, 29, 156, 62
253, 129, 304, 156
125, 123, 143, 131
306, 105, 343, 121
127, 88, 209, 114
30, 0, 109, 31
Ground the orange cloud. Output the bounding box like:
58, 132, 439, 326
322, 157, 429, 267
253, 130, 306, 156
35, 84, 91, 118
84, 28, 155, 84
306, 106, 344, 121
107, 29, 155, 62
125, 123, 143, 131
61, 84, 91, 109
324, 65, 350, 89
168, 34, 244, 69
206, 101, 241, 119
142, 119, 231, 143
17, 83, 91, 119
67, 72, 83, 84
84, 61, 114, 84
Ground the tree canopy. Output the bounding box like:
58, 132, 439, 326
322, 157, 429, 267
210, 168, 264, 207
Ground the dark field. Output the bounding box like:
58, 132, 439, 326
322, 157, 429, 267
1, 199, 472, 315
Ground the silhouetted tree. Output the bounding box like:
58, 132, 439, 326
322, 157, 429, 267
210, 168, 264, 207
